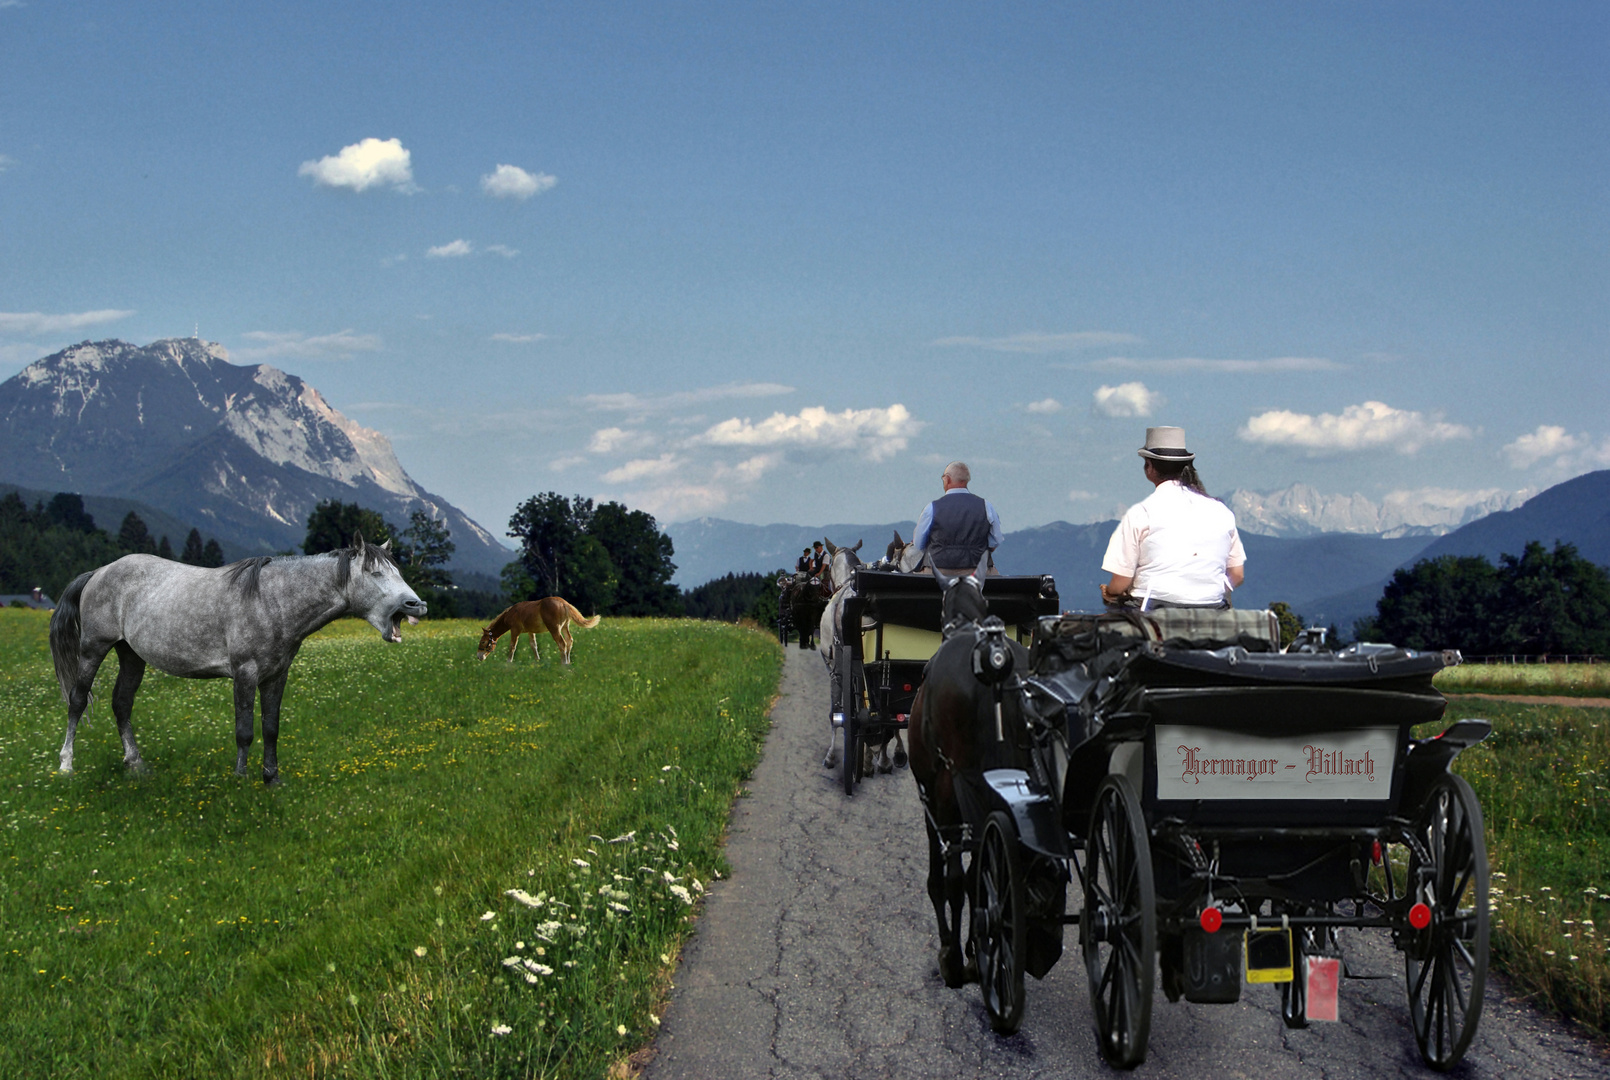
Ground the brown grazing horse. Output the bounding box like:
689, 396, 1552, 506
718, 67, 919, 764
477, 598, 601, 664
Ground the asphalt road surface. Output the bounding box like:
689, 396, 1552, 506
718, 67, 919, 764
645, 648, 1606, 1079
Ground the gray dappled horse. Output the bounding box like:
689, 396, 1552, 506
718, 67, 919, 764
884, 529, 926, 573
49, 534, 425, 784
817, 537, 910, 775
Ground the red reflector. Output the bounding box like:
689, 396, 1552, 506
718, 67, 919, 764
1409, 902, 1432, 929
1199, 907, 1223, 933
1372, 840, 1382, 865
903, 683, 912, 691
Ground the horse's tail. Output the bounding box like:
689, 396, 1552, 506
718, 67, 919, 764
563, 600, 602, 629
49, 570, 95, 704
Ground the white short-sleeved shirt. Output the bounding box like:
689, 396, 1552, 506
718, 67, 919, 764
1101, 480, 1246, 606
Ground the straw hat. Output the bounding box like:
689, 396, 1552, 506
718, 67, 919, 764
1137, 426, 1195, 463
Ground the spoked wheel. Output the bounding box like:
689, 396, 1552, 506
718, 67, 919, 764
1081, 773, 1155, 1069
1404, 773, 1489, 1071
974, 810, 1028, 1034
836, 647, 861, 796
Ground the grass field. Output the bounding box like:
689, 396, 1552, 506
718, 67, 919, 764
1436, 661, 1610, 698
0, 609, 781, 1079
1436, 692, 1610, 1037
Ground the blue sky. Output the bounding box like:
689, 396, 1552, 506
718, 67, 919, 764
2, 2, 1605, 536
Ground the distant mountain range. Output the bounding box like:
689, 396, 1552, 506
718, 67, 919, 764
1225, 482, 1529, 539
0, 338, 511, 576
665, 470, 1610, 634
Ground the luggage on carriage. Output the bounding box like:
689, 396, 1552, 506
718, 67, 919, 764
938, 606, 1491, 1070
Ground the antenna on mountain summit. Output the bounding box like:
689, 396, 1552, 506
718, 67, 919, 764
193, 322, 199, 339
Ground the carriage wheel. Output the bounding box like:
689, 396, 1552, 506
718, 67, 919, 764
1081, 774, 1155, 1070
1280, 942, 1311, 1028
1404, 774, 1489, 1071
837, 647, 860, 796
974, 810, 1028, 1033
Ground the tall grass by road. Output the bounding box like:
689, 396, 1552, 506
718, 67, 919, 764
0, 610, 781, 1079
1436, 661, 1610, 698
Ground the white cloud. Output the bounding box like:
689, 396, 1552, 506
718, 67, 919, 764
298, 137, 415, 193
1025, 398, 1063, 414
0, 309, 135, 336
234, 329, 382, 361
602, 453, 681, 484
1502, 425, 1610, 471
1067, 489, 1097, 501
1093, 382, 1159, 418
481, 164, 557, 200
427, 239, 473, 258
582, 382, 795, 414
698, 404, 921, 462
485, 244, 520, 259
491, 332, 548, 343
1085, 356, 1342, 373
588, 427, 642, 454
549, 455, 587, 472
933, 330, 1142, 353
617, 484, 731, 520
0, 154, 13, 172
1238, 400, 1472, 454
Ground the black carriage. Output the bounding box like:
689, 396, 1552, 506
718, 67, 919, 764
833, 570, 1060, 796
962, 608, 1490, 1070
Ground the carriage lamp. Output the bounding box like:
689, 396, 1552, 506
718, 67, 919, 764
1372, 840, 1383, 866
1408, 902, 1433, 930
1199, 907, 1224, 934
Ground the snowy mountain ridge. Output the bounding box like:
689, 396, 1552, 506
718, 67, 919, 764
1225, 482, 1530, 539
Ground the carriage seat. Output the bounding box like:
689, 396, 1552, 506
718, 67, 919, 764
1144, 607, 1281, 652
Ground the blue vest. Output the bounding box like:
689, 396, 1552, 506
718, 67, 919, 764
927, 492, 991, 569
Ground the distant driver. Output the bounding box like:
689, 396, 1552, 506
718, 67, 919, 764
1100, 427, 1245, 610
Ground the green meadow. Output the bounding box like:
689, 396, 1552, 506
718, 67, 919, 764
1435, 661, 1610, 699
1437, 689, 1610, 1037
0, 609, 781, 1079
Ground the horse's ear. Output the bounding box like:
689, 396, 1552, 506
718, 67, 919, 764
851, 539, 862, 552
824, 538, 838, 554
352, 531, 366, 552
892, 530, 903, 545
929, 563, 955, 590
380, 539, 392, 552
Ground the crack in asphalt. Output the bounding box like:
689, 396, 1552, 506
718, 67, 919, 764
644, 649, 1607, 1079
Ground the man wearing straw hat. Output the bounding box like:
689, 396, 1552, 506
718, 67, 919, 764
1100, 426, 1246, 610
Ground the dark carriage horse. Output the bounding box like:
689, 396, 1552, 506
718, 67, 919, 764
49, 534, 425, 784
907, 566, 1067, 1031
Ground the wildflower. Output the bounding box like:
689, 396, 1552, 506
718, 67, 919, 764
515, 941, 525, 950
1545, 950, 1556, 956
573, 858, 591, 869
480, 911, 496, 921
348, 993, 360, 1006
669, 884, 694, 905
609, 831, 636, 844
609, 901, 631, 913
617, 1024, 628, 1036
660, 953, 671, 964
1569, 955, 1579, 962
327, 962, 337, 973
507, 889, 544, 908
491, 1024, 512, 1037
433, 885, 444, 897
414, 946, 428, 957
650, 1014, 661, 1026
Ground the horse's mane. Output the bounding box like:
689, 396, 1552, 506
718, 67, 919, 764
224, 556, 273, 600
334, 543, 399, 588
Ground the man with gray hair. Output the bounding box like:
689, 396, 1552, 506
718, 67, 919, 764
913, 461, 1002, 577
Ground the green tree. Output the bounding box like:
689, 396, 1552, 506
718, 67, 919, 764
0, 492, 124, 598
1494, 541, 1610, 656
201, 539, 225, 567
1373, 554, 1503, 652
156, 535, 174, 560
118, 512, 156, 554
45, 493, 98, 534
589, 501, 682, 615
1268, 601, 1303, 650
180, 528, 207, 565
566, 534, 618, 616
396, 510, 457, 617
507, 493, 594, 598
303, 500, 396, 555
500, 560, 538, 604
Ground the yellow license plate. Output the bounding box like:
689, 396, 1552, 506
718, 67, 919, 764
1245, 928, 1294, 984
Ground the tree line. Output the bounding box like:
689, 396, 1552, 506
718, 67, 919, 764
1357, 540, 1610, 656
0, 492, 226, 599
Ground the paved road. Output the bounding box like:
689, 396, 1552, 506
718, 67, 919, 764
645, 649, 1606, 1079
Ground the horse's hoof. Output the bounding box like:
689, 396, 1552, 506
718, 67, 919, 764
964, 958, 980, 985
128, 760, 151, 776
263, 771, 282, 786
823, 751, 840, 769
878, 760, 894, 775
938, 949, 966, 989
893, 749, 909, 769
